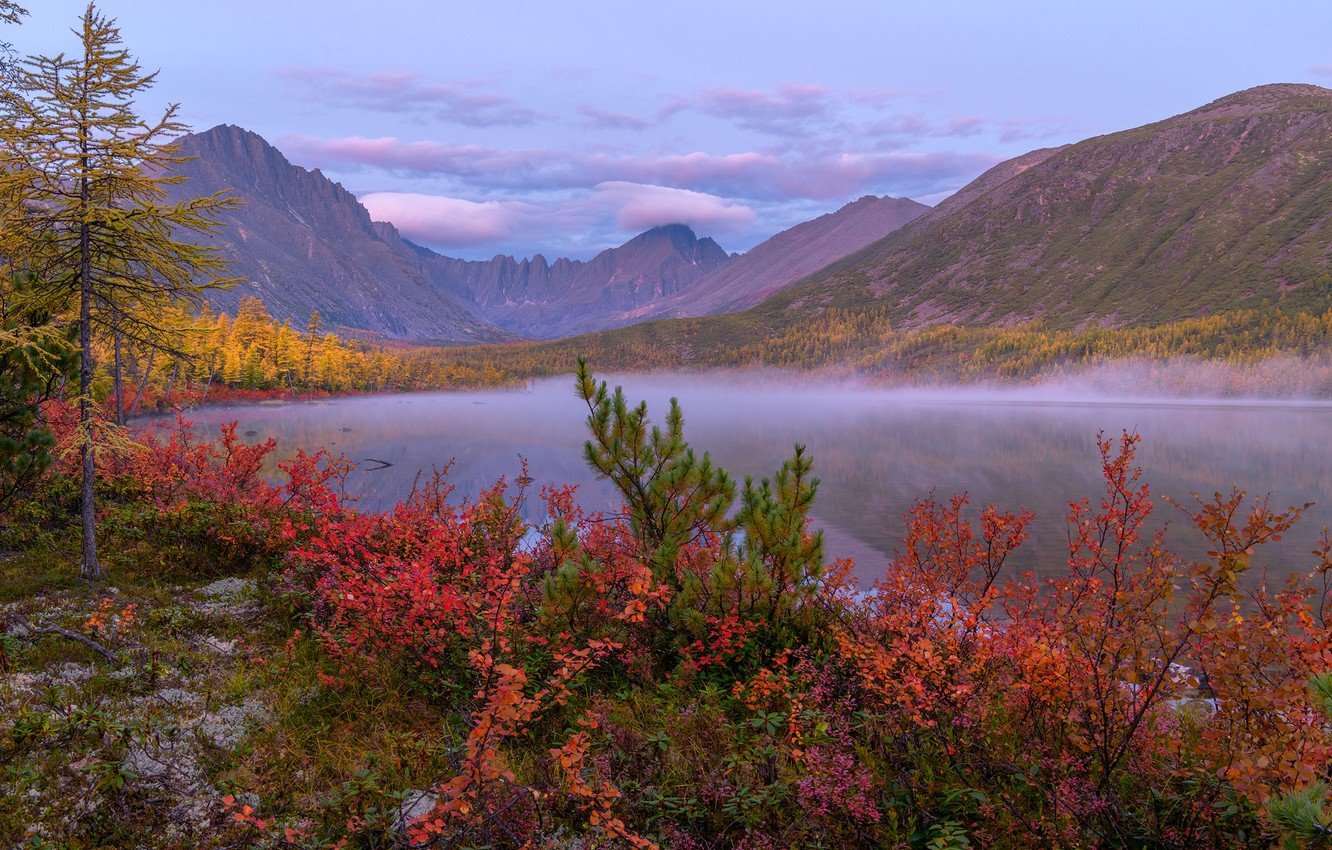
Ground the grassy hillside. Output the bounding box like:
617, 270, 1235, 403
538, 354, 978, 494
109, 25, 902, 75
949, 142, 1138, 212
764, 84, 1332, 330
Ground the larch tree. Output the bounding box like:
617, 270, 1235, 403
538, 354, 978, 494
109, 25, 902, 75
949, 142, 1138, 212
0, 2, 23, 89
2, 3, 237, 579
303, 309, 321, 388
0, 0, 72, 512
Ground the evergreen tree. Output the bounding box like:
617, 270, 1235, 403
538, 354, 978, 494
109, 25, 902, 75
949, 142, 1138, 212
576, 356, 735, 586
1, 3, 237, 578
1268, 673, 1332, 847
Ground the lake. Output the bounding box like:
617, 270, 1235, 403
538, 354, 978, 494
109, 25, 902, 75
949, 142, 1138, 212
177, 375, 1332, 588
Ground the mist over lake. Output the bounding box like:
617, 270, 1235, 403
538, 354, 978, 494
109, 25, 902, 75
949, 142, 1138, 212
178, 375, 1332, 586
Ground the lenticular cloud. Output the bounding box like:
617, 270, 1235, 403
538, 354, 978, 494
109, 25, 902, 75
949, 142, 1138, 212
360, 192, 532, 245
591, 181, 757, 233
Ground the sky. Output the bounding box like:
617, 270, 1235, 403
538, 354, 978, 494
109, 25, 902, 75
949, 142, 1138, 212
11, 1, 1332, 260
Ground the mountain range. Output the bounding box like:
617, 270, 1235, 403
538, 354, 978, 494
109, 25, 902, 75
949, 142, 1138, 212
169, 126, 926, 340
171, 83, 1331, 346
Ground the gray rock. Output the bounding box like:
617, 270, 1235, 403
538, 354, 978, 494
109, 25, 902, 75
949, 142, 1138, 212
55, 663, 94, 684
395, 789, 439, 838
152, 688, 202, 709
123, 733, 208, 792
196, 698, 273, 749
195, 577, 255, 600
200, 635, 239, 656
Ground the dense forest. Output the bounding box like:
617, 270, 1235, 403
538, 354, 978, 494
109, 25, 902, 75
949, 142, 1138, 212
400, 303, 1332, 393
36, 294, 1332, 418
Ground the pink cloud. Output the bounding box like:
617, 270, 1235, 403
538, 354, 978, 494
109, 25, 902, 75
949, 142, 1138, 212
995, 116, 1082, 144
589, 182, 757, 233
577, 104, 652, 131
360, 192, 533, 245
694, 83, 834, 133
276, 66, 538, 127
284, 134, 996, 202
846, 87, 919, 107
356, 184, 753, 251
655, 96, 692, 122
593, 150, 781, 191
1311, 64, 1332, 78
281, 135, 562, 177
866, 114, 987, 142
943, 116, 985, 137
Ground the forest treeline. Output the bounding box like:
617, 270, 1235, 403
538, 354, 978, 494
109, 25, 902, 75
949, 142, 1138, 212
44, 297, 1332, 417
79, 296, 501, 410
399, 302, 1332, 389
78, 299, 1332, 409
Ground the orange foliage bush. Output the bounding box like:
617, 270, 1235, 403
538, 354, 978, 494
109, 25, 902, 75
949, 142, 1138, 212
28, 387, 1332, 848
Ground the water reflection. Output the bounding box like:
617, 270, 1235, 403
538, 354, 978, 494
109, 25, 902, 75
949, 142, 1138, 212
176, 377, 1332, 587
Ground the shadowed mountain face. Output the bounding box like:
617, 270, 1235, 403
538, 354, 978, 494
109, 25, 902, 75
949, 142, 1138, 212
757, 83, 1332, 330
167, 125, 511, 342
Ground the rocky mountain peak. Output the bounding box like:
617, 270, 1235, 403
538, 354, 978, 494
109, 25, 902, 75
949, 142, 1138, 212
164, 125, 510, 342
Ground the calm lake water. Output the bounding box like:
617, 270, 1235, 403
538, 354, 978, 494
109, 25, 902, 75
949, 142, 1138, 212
178, 376, 1332, 588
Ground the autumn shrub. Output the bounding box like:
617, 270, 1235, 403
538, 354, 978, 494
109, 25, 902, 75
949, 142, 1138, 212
18, 399, 346, 577
18, 369, 1332, 848
243, 371, 1332, 848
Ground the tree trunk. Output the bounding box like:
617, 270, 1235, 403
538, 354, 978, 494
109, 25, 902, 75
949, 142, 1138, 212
127, 347, 156, 417
112, 315, 124, 426
79, 139, 101, 580
159, 362, 178, 412
199, 369, 214, 406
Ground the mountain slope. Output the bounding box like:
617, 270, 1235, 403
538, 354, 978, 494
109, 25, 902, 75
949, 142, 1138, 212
168, 125, 510, 341
760, 83, 1331, 330
628, 194, 928, 321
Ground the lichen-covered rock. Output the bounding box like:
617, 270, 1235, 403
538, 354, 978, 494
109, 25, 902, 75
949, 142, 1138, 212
196, 697, 273, 749
195, 577, 255, 600
123, 731, 209, 793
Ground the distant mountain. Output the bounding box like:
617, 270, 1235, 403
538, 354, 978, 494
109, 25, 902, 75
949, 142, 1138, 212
466, 224, 731, 338
168, 127, 949, 341
760, 83, 1332, 330
423, 250, 585, 315
630, 194, 928, 321
168, 125, 510, 341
